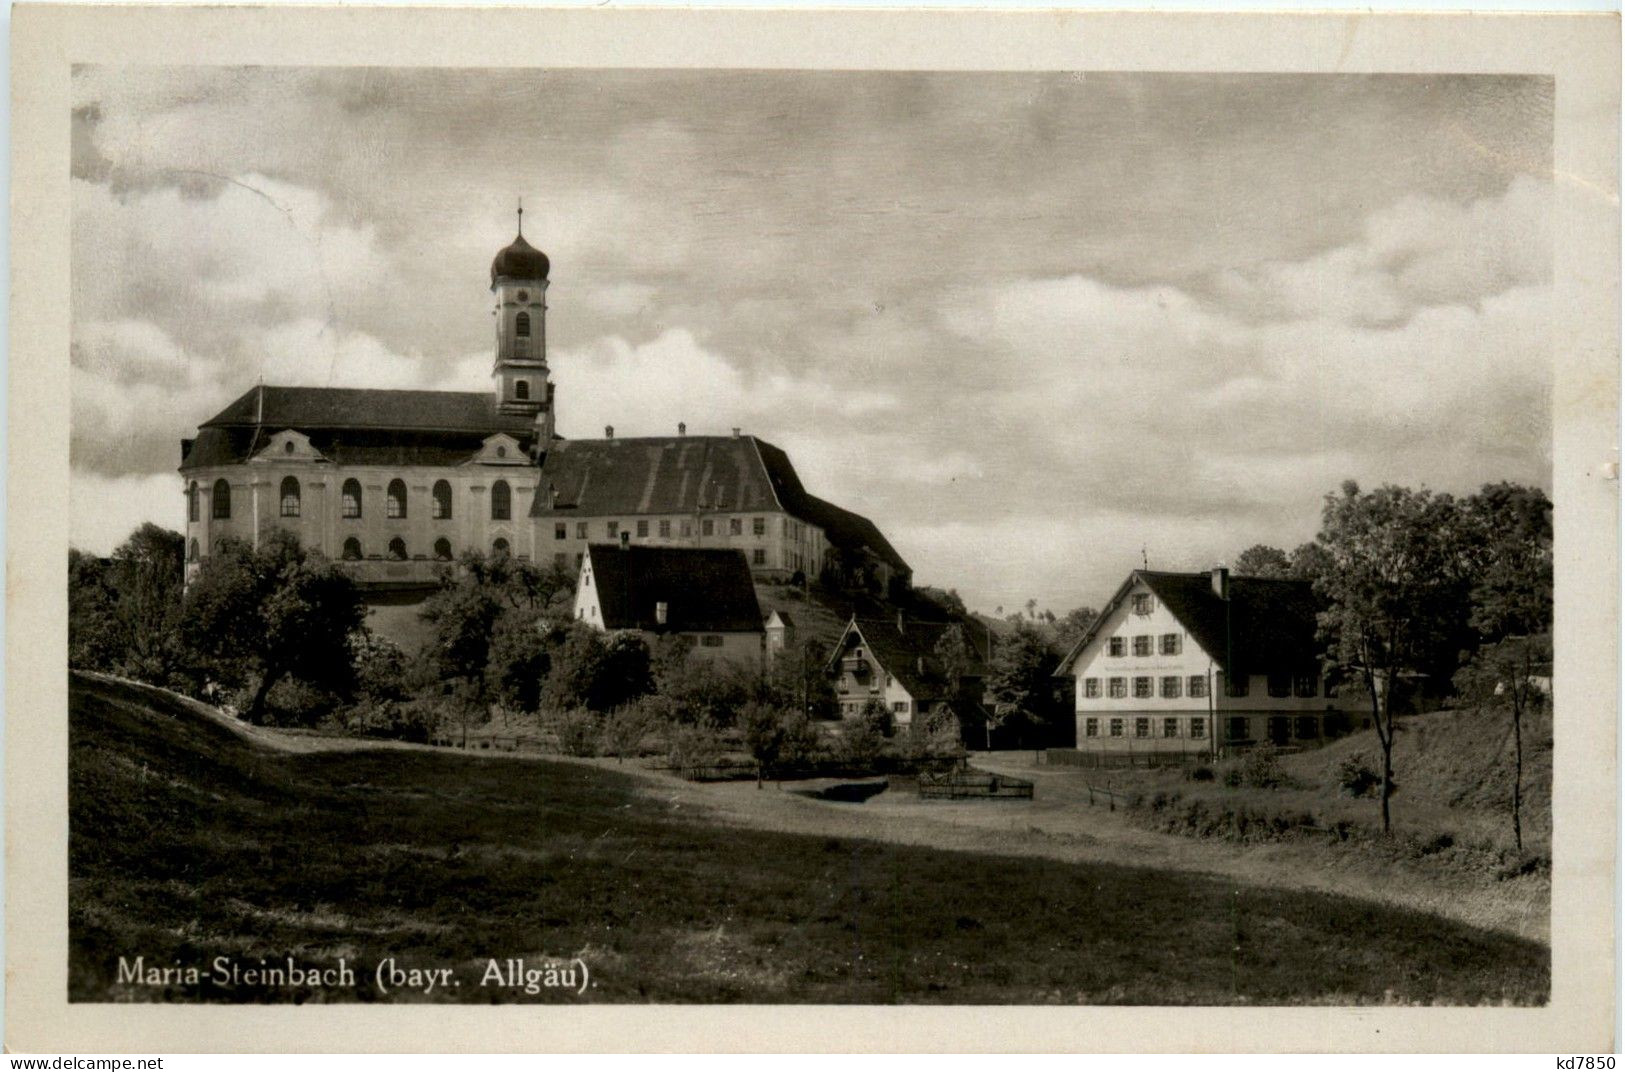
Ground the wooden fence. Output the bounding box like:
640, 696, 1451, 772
917, 768, 1034, 800
1042, 748, 1207, 771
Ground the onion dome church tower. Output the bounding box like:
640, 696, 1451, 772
490, 203, 555, 442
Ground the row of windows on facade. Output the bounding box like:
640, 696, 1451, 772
1082, 714, 1330, 741
1080, 673, 1324, 700
188, 534, 515, 564
550, 516, 805, 541
838, 699, 913, 715
189, 478, 515, 523
1106, 633, 1183, 657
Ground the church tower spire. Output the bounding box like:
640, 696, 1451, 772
489, 205, 554, 439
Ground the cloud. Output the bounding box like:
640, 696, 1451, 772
67, 69, 1554, 614
71, 470, 186, 556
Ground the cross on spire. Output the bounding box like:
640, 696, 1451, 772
516, 198, 524, 237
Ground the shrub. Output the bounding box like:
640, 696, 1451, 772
1337, 756, 1383, 798
1223, 767, 1243, 789
1187, 765, 1215, 782
667, 720, 725, 779
548, 707, 601, 757
834, 714, 885, 770
256, 677, 337, 728
1241, 744, 1287, 789
602, 698, 663, 763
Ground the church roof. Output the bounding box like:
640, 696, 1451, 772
181, 385, 537, 471
585, 544, 764, 634
490, 232, 550, 285
531, 434, 910, 574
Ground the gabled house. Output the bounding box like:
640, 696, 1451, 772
1054, 568, 1366, 757
573, 543, 765, 669
827, 614, 989, 729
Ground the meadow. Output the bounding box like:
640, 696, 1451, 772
69, 672, 1549, 1005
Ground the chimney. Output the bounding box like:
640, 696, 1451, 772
731, 427, 741, 439
655, 601, 668, 626
1211, 566, 1230, 600
916, 655, 925, 676
897, 609, 905, 633
547, 483, 557, 509
678, 421, 686, 437
620, 531, 630, 550
605, 425, 615, 439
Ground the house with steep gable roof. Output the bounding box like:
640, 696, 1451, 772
1054, 568, 1367, 757
573, 543, 766, 669
827, 613, 990, 730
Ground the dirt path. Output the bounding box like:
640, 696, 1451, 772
94, 674, 1543, 945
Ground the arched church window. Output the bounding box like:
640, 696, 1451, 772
492, 537, 510, 557
433, 537, 453, 561
187, 538, 199, 563
432, 480, 452, 520
188, 482, 199, 523
280, 476, 301, 518
387, 479, 408, 519
491, 480, 511, 521
388, 537, 408, 561
515, 380, 529, 401
211, 479, 231, 520
515, 312, 531, 338
342, 537, 362, 561
342, 479, 362, 519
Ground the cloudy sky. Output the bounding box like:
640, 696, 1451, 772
71, 68, 1552, 612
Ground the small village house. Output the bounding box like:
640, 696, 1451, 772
827, 614, 989, 731
1054, 568, 1367, 758
572, 542, 766, 669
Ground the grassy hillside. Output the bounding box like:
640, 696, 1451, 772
70, 673, 1548, 1004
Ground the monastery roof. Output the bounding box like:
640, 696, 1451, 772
1056, 570, 1324, 677
533, 434, 910, 575
585, 544, 764, 634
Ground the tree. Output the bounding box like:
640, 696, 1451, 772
932, 624, 973, 695
68, 525, 189, 684
742, 701, 787, 787
602, 699, 662, 763
1233, 544, 1292, 578
1288, 541, 1333, 586
1052, 606, 1099, 652
1315, 481, 1470, 834
182, 533, 365, 724
761, 637, 836, 719
915, 586, 968, 618
1456, 482, 1553, 852
984, 620, 1063, 751
540, 623, 608, 712
485, 613, 554, 714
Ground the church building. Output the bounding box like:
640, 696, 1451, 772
179, 214, 909, 601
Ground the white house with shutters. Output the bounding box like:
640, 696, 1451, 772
1055, 568, 1367, 757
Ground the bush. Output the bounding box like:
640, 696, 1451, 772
251, 677, 337, 728
548, 707, 601, 757
1187, 765, 1215, 782
834, 714, 885, 770
667, 721, 725, 778
1241, 744, 1287, 789
1223, 767, 1243, 788
1337, 756, 1383, 798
